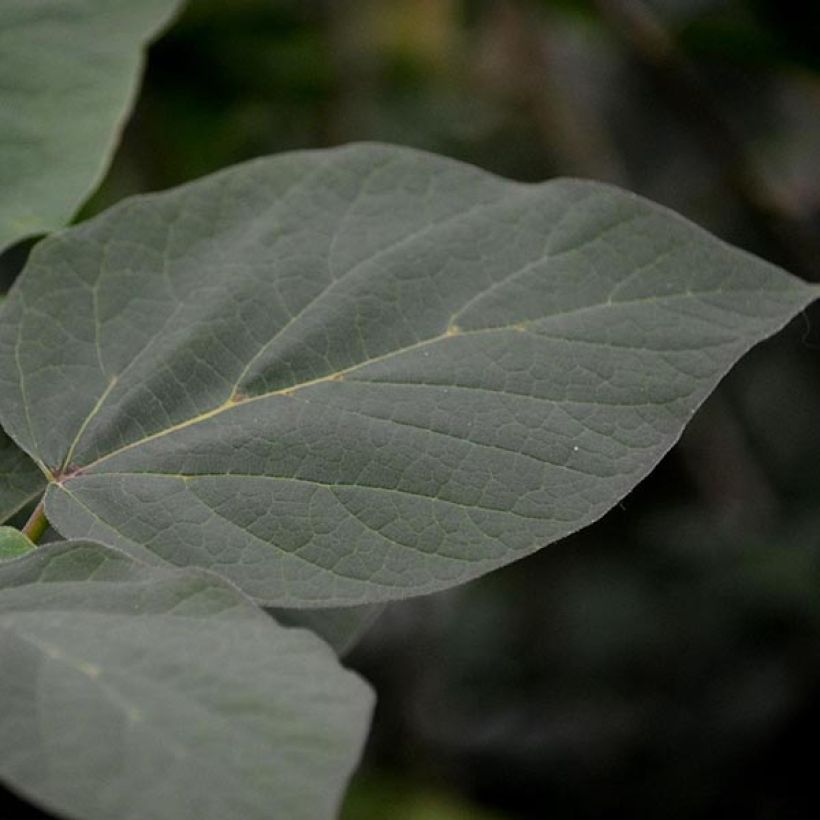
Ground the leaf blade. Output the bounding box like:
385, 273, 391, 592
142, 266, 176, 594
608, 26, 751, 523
0, 540, 373, 820
0, 0, 183, 252
0, 144, 816, 605
0, 430, 45, 525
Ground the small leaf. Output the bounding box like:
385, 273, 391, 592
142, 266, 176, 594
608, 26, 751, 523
0, 0, 183, 252
0, 526, 35, 560
0, 540, 373, 820
0, 429, 45, 525
0, 144, 816, 606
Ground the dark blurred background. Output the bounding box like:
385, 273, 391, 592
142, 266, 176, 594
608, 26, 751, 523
6, 1, 820, 817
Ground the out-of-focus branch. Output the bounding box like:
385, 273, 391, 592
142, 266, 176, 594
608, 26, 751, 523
593, 0, 820, 280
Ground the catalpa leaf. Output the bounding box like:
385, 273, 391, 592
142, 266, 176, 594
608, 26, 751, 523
0, 144, 816, 606
0, 0, 183, 252
0, 540, 373, 820
0, 429, 45, 525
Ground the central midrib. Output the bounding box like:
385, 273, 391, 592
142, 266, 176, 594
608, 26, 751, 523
57, 281, 754, 479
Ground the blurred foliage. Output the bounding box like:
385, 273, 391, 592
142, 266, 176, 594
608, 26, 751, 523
6, 1, 820, 818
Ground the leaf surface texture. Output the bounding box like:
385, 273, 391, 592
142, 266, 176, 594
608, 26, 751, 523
0, 144, 816, 605
0, 540, 372, 820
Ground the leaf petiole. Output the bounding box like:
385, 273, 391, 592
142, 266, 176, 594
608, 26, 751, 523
21, 498, 48, 544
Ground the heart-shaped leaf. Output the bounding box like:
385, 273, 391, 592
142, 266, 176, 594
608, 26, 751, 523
0, 144, 816, 605
0, 0, 182, 252
0, 540, 373, 820
0, 429, 45, 524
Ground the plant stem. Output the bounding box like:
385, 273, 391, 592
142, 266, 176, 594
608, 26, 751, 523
21, 499, 48, 544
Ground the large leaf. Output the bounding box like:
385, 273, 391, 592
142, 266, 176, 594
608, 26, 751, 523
0, 540, 373, 820
0, 144, 816, 606
0, 429, 45, 524
0, 0, 182, 252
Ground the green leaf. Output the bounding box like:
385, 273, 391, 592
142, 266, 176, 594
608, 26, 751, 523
0, 429, 45, 524
0, 144, 816, 606
0, 540, 373, 820
0, 526, 35, 560
0, 0, 183, 252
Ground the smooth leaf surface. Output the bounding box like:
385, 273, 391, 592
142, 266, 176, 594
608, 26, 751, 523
0, 0, 182, 252
0, 144, 816, 606
0, 540, 373, 820
0, 429, 45, 524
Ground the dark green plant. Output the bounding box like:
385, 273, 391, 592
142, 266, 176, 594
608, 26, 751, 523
1, 4, 817, 818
